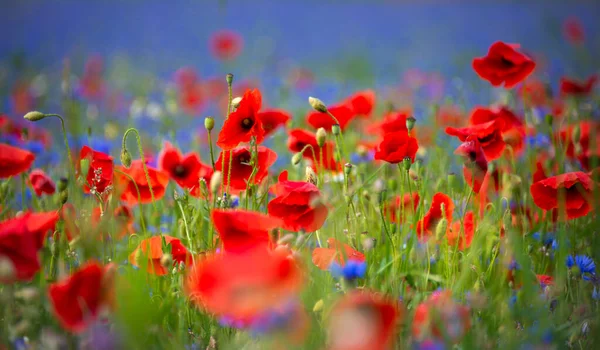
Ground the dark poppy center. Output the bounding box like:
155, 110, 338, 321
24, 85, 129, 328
241, 118, 254, 131
238, 153, 251, 164
174, 164, 188, 177
500, 57, 515, 68
478, 133, 496, 145
468, 151, 477, 161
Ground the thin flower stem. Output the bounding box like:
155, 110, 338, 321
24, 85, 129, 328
122, 128, 156, 210
177, 200, 196, 265
43, 114, 76, 178
207, 130, 216, 171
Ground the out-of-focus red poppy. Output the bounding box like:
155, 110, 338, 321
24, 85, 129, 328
114, 160, 169, 205
0, 212, 58, 283
210, 30, 243, 61
446, 119, 506, 161
287, 67, 314, 90
186, 249, 303, 319
454, 135, 488, 193
90, 205, 135, 240
536, 274, 554, 287
60, 204, 80, 241
412, 290, 470, 343
472, 41, 535, 88
560, 75, 597, 97
129, 235, 193, 276
80, 145, 113, 196
306, 104, 354, 131
257, 109, 291, 137
563, 16, 585, 45
312, 238, 365, 271
268, 171, 328, 232
28, 169, 55, 196
469, 106, 525, 155
217, 89, 265, 150
287, 129, 339, 172
158, 141, 212, 195
0, 143, 35, 178
374, 130, 418, 164
559, 121, 600, 171
79, 55, 106, 101
11, 81, 34, 116
215, 146, 277, 192
530, 171, 594, 220
436, 105, 464, 128
328, 291, 402, 350
520, 79, 550, 108
212, 209, 283, 254
344, 90, 376, 118
367, 111, 409, 135
416, 193, 454, 241
48, 261, 115, 333
385, 192, 420, 223
446, 212, 475, 250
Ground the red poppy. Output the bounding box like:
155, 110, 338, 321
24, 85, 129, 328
48, 261, 115, 333
257, 109, 291, 137
215, 146, 277, 192
216, 89, 265, 150
79, 55, 106, 101
212, 209, 283, 254
454, 135, 488, 193
0, 211, 58, 283
129, 235, 193, 276
210, 30, 243, 61
367, 111, 408, 135
436, 105, 464, 128
29, 169, 55, 196
312, 238, 365, 271
446, 212, 475, 250
563, 16, 585, 45
268, 171, 328, 232
306, 104, 354, 131
412, 290, 470, 343
384, 192, 420, 223
472, 41, 535, 88
328, 291, 402, 350
446, 119, 506, 161
559, 121, 600, 171
469, 106, 525, 153
530, 172, 594, 220
536, 274, 554, 287
0, 143, 35, 178
114, 160, 170, 205
287, 129, 339, 172
560, 75, 597, 97
158, 141, 212, 194
90, 205, 135, 240
520, 79, 550, 108
185, 249, 303, 319
344, 90, 376, 118
80, 145, 114, 196
374, 130, 419, 164
416, 193, 454, 241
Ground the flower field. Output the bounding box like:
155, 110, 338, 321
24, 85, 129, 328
1, 3, 599, 349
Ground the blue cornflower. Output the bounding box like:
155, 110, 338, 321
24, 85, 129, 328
230, 196, 239, 208
593, 287, 600, 300
526, 134, 551, 149
330, 260, 367, 280
566, 255, 596, 279
350, 150, 374, 164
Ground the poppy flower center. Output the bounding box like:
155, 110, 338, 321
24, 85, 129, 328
174, 164, 188, 177
478, 132, 496, 145
241, 118, 254, 131
500, 57, 515, 68
238, 154, 251, 164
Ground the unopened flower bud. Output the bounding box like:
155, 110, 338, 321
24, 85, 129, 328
308, 97, 328, 113
79, 158, 90, 179
316, 127, 327, 147
344, 163, 353, 176
406, 116, 416, 132
292, 152, 303, 166
57, 177, 68, 192
305, 166, 318, 186
226, 73, 233, 86
331, 124, 341, 136
435, 218, 448, 240
160, 254, 173, 268
402, 157, 412, 171
23, 111, 46, 122
210, 171, 223, 194
120, 149, 132, 168
59, 191, 68, 205
204, 116, 215, 131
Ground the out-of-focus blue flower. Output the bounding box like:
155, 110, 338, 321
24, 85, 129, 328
83, 323, 123, 350
414, 339, 446, 350
230, 196, 239, 208
350, 150, 374, 164
526, 134, 551, 149
508, 260, 520, 271
329, 260, 367, 280
13, 338, 28, 350
84, 136, 113, 155
566, 255, 596, 279
592, 287, 600, 300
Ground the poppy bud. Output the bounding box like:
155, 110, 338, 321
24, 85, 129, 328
120, 149, 132, 168
406, 116, 416, 132
313, 299, 324, 312
316, 127, 327, 147
79, 158, 90, 179
210, 171, 222, 194
59, 190, 68, 205
572, 124, 581, 144
57, 177, 68, 192
344, 163, 353, 176
23, 111, 46, 122
204, 116, 215, 131
231, 96, 242, 109
226, 73, 233, 86
308, 97, 328, 113
402, 157, 412, 171
435, 218, 448, 240
160, 254, 173, 268
331, 124, 341, 136
0, 256, 15, 281
291, 152, 303, 166
305, 166, 318, 186
544, 114, 553, 127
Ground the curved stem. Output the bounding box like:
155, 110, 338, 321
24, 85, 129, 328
122, 128, 156, 210
44, 114, 75, 178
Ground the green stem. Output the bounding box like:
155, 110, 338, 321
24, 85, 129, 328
177, 200, 196, 265
44, 114, 75, 178
207, 130, 216, 171
122, 128, 156, 210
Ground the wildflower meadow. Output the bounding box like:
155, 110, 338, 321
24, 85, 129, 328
1, 1, 599, 349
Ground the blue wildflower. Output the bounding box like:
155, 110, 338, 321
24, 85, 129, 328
330, 260, 367, 280
525, 134, 551, 149
414, 339, 446, 350
350, 150, 374, 164
567, 255, 596, 279
593, 287, 600, 300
